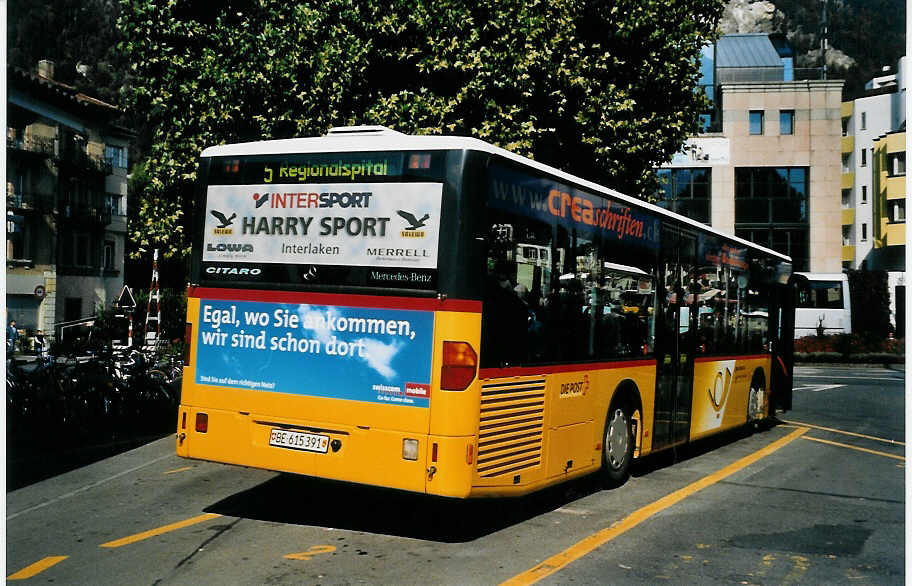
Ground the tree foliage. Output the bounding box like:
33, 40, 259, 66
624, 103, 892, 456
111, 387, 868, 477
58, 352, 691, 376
847, 268, 893, 339
118, 0, 724, 259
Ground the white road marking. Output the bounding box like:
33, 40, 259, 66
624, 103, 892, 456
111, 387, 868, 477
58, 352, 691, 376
7, 453, 174, 521
794, 375, 903, 382
794, 384, 845, 392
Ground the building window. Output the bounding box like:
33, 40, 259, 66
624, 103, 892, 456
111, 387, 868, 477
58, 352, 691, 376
780, 110, 794, 135
736, 227, 810, 272
105, 193, 124, 216
842, 118, 849, 137
103, 240, 115, 270
842, 225, 852, 246
888, 152, 906, 176
841, 154, 851, 174
861, 223, 867, 241
6, 212, 27, 261
862, 185, 867, 203
890, 200, 906, 223
74, 233, 91, 266
749, 111, 764, 135
841, 189, 851, 208
735, 167, 810, 270
861, 148, 867, 167
104, 145, 128, 169
735, 167, 808, 222
860, 112, 866, 130
656, 168, 711, 224
64, 297, 82, 322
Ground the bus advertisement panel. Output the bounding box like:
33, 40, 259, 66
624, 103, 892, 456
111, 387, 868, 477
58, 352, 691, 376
194, 299, 434, 407
201, 182, 442, 288
488, 164, 661, 251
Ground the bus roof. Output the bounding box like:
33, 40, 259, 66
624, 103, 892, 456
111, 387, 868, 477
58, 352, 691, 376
795, 272, 847, 281
201, 126, 791, 264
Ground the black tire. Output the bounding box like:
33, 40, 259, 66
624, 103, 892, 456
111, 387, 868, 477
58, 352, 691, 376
601, 401, 635, 488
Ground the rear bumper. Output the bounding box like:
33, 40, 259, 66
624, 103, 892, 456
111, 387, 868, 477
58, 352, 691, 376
176, 405, 478, 497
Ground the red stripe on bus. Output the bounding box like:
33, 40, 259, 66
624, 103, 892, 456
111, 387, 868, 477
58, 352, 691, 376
479, 359, 655, 379
694, 354, 770, 363
777, 355, 788, 375
187, 287, 482, 312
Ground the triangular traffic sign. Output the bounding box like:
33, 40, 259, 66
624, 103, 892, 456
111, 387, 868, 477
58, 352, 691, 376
115, 285, 137, 310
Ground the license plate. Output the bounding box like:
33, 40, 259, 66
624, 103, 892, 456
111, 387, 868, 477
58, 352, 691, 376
269, 429, 329, 453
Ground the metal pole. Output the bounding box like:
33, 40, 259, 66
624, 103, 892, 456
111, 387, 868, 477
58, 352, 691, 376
821, 0, 828, 80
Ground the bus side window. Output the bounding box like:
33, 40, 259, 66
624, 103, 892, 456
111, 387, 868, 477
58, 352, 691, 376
481, 213, 552, 368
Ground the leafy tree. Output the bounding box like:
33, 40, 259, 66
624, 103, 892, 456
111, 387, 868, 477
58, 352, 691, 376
847, 268, 892, 339
119, 0, 724, 259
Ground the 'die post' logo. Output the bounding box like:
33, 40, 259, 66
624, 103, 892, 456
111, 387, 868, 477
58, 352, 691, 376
559, 374, 589, 398
397, 210, 430, 238
210, 210, 236, 235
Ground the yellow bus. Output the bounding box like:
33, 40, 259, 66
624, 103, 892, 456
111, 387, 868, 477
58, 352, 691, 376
177, 126, 796, 497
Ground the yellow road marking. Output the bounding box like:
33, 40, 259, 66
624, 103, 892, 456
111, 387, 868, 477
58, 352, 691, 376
7, 556, 68, 580
500, 427, 808, 586
284, 545, 336, 560
780, 419, 904, 446
801, 436, 905, 461
100, 513, 221, 548
782, 554, 810, 585
164, 466, 194, 475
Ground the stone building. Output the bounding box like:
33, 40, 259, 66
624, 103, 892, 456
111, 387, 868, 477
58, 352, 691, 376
657, 34, 843, 273
6, 60, 132, 347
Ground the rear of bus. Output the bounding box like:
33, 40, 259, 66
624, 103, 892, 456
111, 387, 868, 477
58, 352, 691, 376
792, 272, 851, 338
177, 131, 488, 497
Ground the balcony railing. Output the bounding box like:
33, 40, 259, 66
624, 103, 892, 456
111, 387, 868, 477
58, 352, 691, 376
7, 191, 56, 212
57, 147, 113, 175
7, 134, 56, 157
793, 68, 824, 81
60, 203, 112, 226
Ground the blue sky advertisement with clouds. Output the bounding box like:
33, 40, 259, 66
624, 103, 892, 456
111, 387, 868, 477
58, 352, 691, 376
195, 299, 434, 407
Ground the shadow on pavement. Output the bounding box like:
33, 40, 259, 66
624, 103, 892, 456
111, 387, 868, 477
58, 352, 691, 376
6, 431, 175, 491
205, 472, 602, 543
630, 419, 773, 478
205, 421, 780, 542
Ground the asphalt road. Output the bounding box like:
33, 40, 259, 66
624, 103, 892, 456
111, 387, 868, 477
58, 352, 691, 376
6, 365, 905, 584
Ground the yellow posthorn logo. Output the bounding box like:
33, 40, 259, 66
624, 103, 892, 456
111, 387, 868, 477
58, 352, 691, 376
708, 367, 733, 411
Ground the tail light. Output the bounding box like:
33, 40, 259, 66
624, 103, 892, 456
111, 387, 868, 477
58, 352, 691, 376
195, 413, 208, 433
441, 341, 477, 391
184, 322, 192, 366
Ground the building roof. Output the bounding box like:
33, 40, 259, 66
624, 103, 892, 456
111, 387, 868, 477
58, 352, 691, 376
716, 34, 783, 69
7, 65, 120, 118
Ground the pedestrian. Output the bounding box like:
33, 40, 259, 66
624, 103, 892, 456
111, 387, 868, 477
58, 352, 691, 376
7, 319, 18, 355
35, 329, 46, 357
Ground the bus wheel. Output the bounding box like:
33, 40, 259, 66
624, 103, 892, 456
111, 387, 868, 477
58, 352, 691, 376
602, 403, 633, 488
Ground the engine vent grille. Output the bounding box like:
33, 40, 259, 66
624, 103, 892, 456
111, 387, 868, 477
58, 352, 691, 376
476, 378, 545, 478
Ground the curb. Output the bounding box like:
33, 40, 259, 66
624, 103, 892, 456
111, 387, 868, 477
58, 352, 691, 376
795, 362, 905, 370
